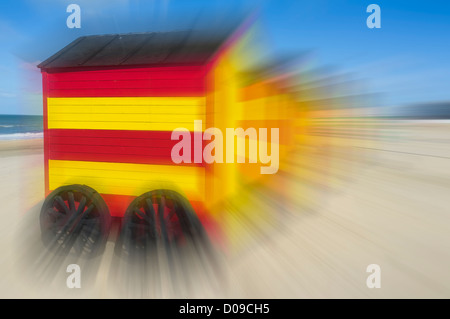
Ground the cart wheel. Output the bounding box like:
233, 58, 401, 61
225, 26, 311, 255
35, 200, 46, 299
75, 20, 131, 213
40, 184, 111, 257
115, 189, 205, 257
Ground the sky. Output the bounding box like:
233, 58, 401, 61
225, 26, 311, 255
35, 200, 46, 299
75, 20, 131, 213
0, 0, 449, 115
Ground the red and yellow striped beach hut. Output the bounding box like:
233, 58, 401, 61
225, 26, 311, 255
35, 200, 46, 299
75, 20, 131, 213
37, 29, 298, 254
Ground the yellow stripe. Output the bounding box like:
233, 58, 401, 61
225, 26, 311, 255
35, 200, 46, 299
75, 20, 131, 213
47, 97, 206, 131
48, 160, 205, 201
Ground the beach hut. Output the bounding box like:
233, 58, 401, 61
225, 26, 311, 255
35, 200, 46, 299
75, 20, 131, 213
37, 29, 297, 254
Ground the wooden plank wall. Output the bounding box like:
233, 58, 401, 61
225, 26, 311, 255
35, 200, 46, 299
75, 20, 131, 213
43, 65, 208, 217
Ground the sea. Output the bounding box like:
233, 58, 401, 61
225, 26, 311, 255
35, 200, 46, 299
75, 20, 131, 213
0, 115, 43, 140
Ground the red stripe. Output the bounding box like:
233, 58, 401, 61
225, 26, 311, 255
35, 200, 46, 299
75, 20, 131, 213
100, 193, 135, 217
47, 66, 206, 97
48, 66, 206, 81
48, 79, 203, 90
48, 129, 206, 166
48, 87, 205, 97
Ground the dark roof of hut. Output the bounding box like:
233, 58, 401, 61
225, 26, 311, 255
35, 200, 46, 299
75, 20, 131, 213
38, 30, 231, 70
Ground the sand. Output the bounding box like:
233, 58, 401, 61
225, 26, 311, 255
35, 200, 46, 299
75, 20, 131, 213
0, 139, 44, 297
0, 122, 449, 298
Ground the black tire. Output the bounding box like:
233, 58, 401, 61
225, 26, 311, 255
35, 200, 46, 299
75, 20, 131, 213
40, 184, 111, 257
115, 189, 206, 257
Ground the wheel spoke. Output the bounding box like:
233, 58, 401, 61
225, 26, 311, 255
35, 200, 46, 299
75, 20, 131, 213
40, 186, 110, 257
134, 207, 151, 224
144, 198, 158, 238
62, 201, 92, 233
118, 190, 198, 256
144, 198, 156, 219
165, 208, 176, 223
54, 196, 70, 215
68, 192, 75, 213
158, 196, 169, 242
83, 204, 95, 216
64, 204, 95, 237
76, 196, 87, 215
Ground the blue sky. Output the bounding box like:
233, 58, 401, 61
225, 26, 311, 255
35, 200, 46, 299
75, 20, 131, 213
0, 0, 449, 115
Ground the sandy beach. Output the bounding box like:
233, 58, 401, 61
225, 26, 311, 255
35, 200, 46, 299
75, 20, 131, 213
0, 138, 44, 297
0, 122, 449, 298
